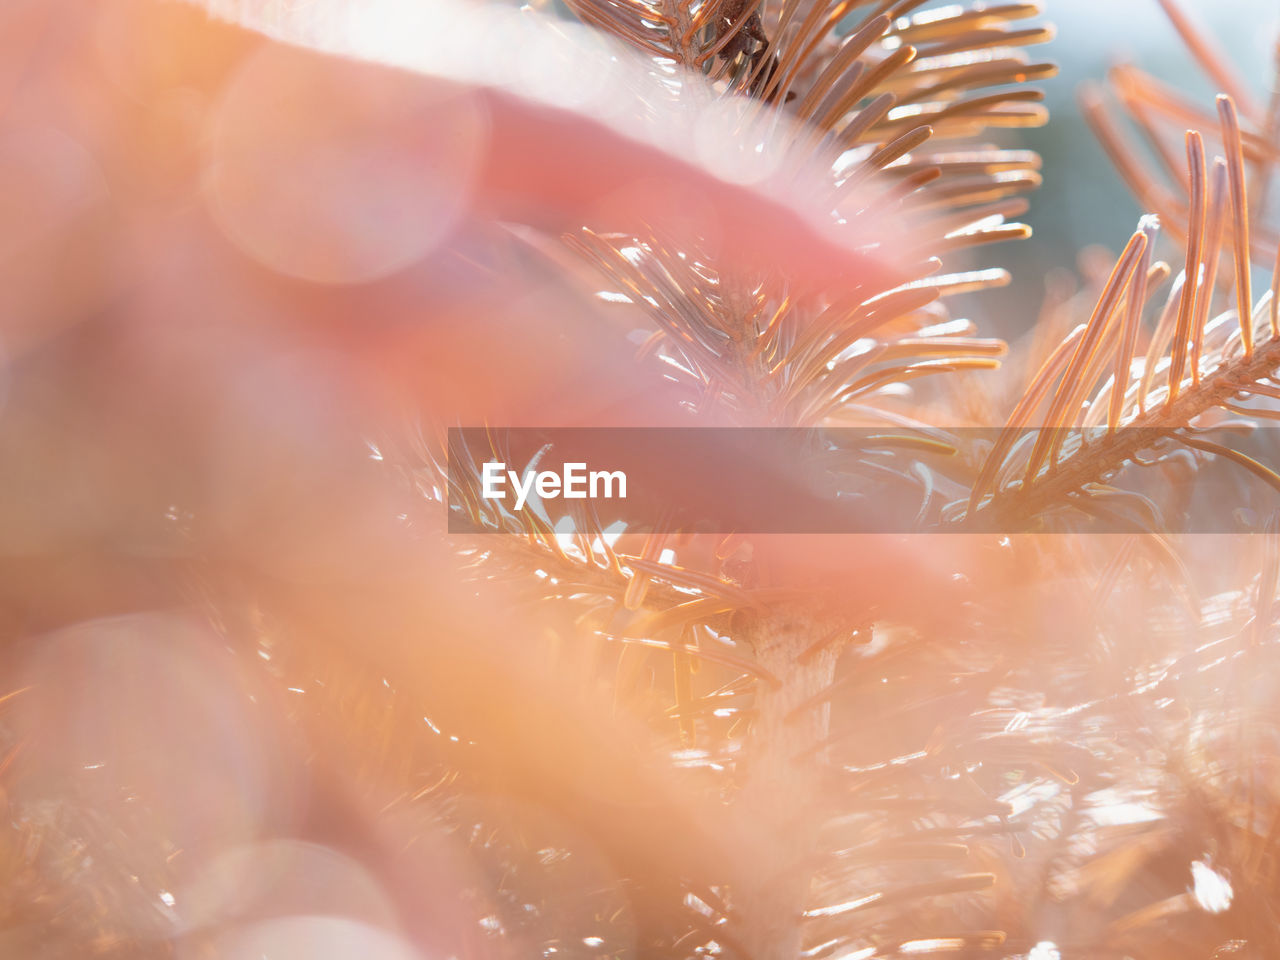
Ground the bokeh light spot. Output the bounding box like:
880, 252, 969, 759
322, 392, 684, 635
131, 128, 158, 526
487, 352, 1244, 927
205, 43, 486, 284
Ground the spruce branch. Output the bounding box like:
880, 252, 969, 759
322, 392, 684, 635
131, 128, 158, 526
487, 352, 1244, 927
962, 87, 1280, 534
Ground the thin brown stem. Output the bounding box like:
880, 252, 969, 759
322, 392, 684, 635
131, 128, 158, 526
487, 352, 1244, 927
963, 333, 1280, 532
729, 606, 849, 960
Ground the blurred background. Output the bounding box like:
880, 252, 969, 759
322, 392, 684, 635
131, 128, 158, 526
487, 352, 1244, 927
0, 1, 1276, 958
993, 0, 1276, 335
